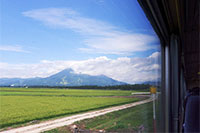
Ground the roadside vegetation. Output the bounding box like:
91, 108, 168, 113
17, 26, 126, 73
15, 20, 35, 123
45, 102, 153, 133
0, 87, 142, 129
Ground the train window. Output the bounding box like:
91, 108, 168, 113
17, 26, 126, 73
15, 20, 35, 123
0, 0, 161, 132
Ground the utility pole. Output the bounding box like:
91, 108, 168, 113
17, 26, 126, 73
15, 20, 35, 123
150, 86, 157, 133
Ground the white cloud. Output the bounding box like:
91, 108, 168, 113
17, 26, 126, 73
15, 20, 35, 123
0, 45, 30, 53
82, 34, 157, 55
22, 8, 159, 55
0, 52, 161, 84
22, 8, 116, 36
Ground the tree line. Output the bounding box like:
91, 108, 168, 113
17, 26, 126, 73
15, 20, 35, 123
1, 84, 157, 91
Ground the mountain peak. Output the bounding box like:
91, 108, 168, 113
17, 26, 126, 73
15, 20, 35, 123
60, 68, 74, 73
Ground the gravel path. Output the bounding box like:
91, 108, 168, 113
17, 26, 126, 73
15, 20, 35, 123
1, 98, 153, 133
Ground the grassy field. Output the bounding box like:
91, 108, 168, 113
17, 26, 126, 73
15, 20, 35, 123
0, 87, 140, 129
0, 87, 137, 97
46, 102, 153, 133
75, 102, 153, 132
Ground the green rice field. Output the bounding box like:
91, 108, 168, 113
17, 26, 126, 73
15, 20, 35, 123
0, 87, 139, 129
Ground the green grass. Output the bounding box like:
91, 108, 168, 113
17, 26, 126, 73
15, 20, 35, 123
0, 87, 137, 97
0, 87, 140, 129
44, 127, 72, 133
74, 102, 153, 132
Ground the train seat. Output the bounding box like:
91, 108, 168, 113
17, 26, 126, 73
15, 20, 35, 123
183, 88, 200, 132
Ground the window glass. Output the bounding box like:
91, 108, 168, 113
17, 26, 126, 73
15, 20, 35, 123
0, 0, 161, 132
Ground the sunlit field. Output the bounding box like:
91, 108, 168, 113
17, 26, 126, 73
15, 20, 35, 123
0, 87, 139, 97
0, 88, 139, 128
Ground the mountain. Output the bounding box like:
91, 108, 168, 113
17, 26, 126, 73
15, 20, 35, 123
0, 69, 127, 86
142, 81, 161, 86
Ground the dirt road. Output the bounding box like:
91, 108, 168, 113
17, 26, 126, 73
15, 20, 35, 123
1, 98, 153, 133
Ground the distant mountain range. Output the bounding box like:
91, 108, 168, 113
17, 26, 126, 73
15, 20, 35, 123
0, 69, 127, 86
142, 81, 161, 86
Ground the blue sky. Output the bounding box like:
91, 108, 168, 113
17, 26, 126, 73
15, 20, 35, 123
0, 0, 160, 83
